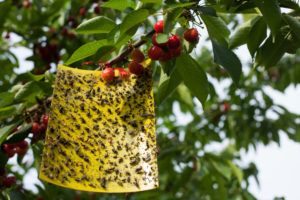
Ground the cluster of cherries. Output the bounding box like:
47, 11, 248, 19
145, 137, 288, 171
31, 114, 49, 140
101, 48, 146, 82
148, 20, 199, 61
2, 140, 29, 158
101, 20, 200, 82
0, 168, 16, 188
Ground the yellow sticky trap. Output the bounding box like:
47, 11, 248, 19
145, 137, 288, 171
39, 65, 158, 193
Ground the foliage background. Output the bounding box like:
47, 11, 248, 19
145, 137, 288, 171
0, 0, 300, 199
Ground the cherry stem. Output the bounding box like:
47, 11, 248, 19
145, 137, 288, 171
97, 30, 155, 70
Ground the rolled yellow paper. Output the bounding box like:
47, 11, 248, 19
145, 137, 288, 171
39, 64, 158, 193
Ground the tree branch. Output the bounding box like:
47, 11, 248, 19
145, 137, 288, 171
97, 30, 155, 70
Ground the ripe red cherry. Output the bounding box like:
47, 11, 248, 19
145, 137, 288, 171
41, 114, 49, 125
222, 102, 230, 112
79, 7, 86, 16
159, 50, 172, 62
184, 28, 199, 43
39, 123, 47, 133
2, 144, 15, 158
17, 140, 29, 150
94, 5, 100, 14
168, 35, 181, 49
32, 122, 40, 134
154, 20, 164, 33
128, 61, 144, 75
130, 49, 145, 63
101, 67, 115, 82
170, 46, 182, 58
116, 68, 130, 80
148, 46, 164, 60
152, 33, 167, 47
2, 176, 16, 188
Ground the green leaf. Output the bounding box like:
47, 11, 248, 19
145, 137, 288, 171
229, 18, 254, 49
119, 9, 149, 36
197, 6, 217, 17
0, 124, 17, 145
66, 40, 112, 65
247, 17, 267, 57
156, 69, 182, 105
102, 0, 135, 11
211, 160, 232, 180
166, 2, 196, 9
201, 14, 230, 45
0, 106, 17, 119
76, 16, 116, 34
176, 54, 209, 105
164, 7, 183, 33
227, 161, 243, 183
254, 0, 281, 37
0, 0, 11, 31
212, 40, 242, 85
141, 0, 162, 4
14, 81, 52, 103
156, 33, 168, 44
0, 92, 14, 108
283, 14, 300, 41
255, 32, 287, 68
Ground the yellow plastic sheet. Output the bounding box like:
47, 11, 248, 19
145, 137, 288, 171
39, 65, 158, 193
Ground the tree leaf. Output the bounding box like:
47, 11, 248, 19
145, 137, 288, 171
0, 92, 14, 107
247, 17, 267, 57
176, 54, 209, 105
197, 6, 217, 17
255, 32, 287, 68
76, 16, 116, 34
156, 68, 182, 105
119, 9, 149, 36
140, 0, 162, 4
283, 14, 300, 41
0, 123, 18, 145
102, 0, 135, 11
212, 40, 242, 85
254, 0, 281, 37
201, 14, 230, 45
164, 7, 183, 33
0, 106, 17, 120
66, 40, 112, 65
229, 18, 254, 49
0, 0, 11, 31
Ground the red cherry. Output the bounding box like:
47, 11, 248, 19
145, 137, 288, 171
39, 123, 47, 133
128, 61, 144, 75
2, 144, 15, 158
152, 33, 167, 47
159, 50, 172, 62
184, 28, 199, 43
2, 176, 16, 188
15, 146, 28, 156
170, 45, 182, 58
130, 49, 145, 63
104, 62, 112, 68
41, 114, 49, 125
79, 7, 86, 16
94, 5, 100, 14
148, 46, 164, 60
154, 20, 164, 33
116, 68, 130, 80
17, 140, 29, 150
31, 122, 40, 134
168, 35, 181, 49
101, 67, 115, 82
222, 102, 230, 112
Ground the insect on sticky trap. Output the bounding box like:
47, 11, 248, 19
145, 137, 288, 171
39, 64, 159, 193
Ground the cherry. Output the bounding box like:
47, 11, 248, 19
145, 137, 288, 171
31, 122, 40, 135
79, 7, 86, 16
152, 33, 167, 47
39, 123, 47, 133
17, 140, 29, 150
154, 20, 164, 33
101, 67, 115, 82
159, 50, 172, 62
128, 61, 144, 75
104, 62, 112, 68
2, 176, 16, 188
184, 28, 199, 43
116, 68, 130, 80
2, 144, 15, 158
130, 49, 145, 63
170, 45, 182, 58
221, 102, 230, 112
94, 5, 100, 14
148, 46, 164, 60
41, 114, 49, 125
168, 35, 181, 49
